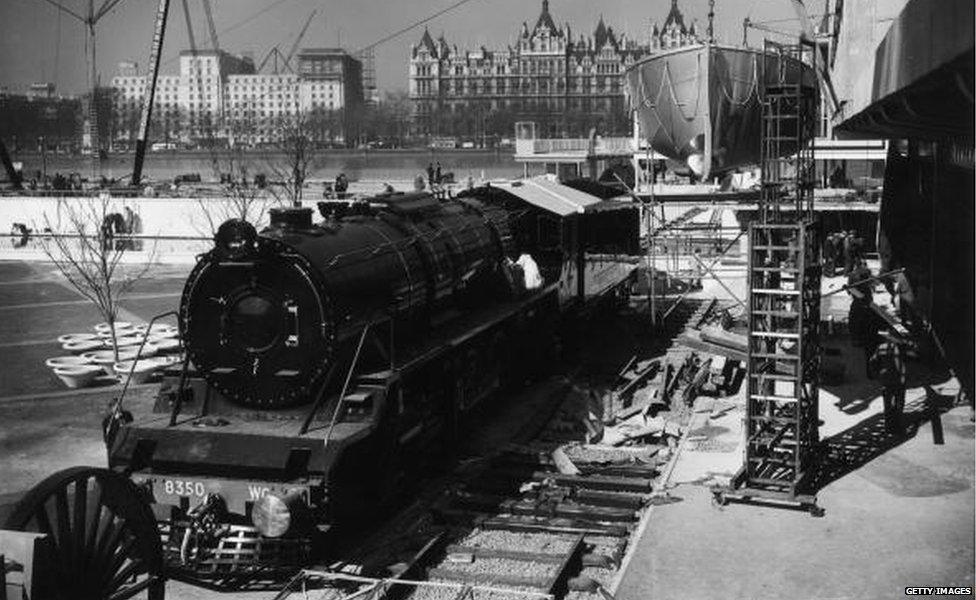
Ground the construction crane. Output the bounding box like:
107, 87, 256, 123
131, 0, 172, 186
284, 10, 317, 69
201, 0, 219, 51
258, 10, 317, 74
257, 46, 289, 74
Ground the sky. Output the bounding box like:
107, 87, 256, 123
0, 0, 806, 96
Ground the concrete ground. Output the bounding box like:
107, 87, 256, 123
0, 260, 190, 399
614, 274, 975, 600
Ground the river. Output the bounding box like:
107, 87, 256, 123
13, 148, 527, 184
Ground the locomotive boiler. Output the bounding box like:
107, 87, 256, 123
107, 191, 567, 577
181, 194, 516, 409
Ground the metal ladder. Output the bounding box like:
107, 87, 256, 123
715, 39, 823, 514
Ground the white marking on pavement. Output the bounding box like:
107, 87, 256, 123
0, 339, 58, 349
0, 292, 182, 312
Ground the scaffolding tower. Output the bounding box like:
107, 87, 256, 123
714, 39, 823, 514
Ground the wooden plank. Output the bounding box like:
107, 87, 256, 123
677, 333, 748, 362
445, 545, 565, 564
481, 515, 629, 537
427, 567, 549, 589
532, 472, 654, 493
545, 535, 585, 598
700, 326, 748, 353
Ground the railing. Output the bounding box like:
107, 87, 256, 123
515, 137, 635, 157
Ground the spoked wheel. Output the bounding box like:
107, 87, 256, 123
3, 466, 165, 600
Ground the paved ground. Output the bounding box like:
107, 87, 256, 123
0, 260, 190, 399
614, 338, 975, 600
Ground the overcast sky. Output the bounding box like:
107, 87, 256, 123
0, 0, 804, 95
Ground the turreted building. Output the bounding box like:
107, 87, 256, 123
408, 0, 701, 140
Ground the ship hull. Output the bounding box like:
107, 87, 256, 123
626, 44, 818, 180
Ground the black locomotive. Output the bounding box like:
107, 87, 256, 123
106, 185, 638, 577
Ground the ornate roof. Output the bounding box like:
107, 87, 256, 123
534, 0, 558, 33
662, 0, 688, 33
414, 27, 438, 59
594, 16, 607, 47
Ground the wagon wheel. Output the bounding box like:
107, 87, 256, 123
3, 466, 165, 600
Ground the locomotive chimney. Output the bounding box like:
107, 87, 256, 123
269, 207, 314, 230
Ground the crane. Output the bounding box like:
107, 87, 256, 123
257, 46, 289, 74
131, 0, 172, 186
256, 10, 317, 75
201, 0, 219, 51
284, 10, 317, 70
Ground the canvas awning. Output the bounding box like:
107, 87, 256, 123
494, 176, 605, 217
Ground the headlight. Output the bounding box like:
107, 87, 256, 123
251, 492, 307, 538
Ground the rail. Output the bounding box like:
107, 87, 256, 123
275, 570, 553, 600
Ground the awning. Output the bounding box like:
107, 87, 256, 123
832, 0, 974, 140
494, 176, 604, 217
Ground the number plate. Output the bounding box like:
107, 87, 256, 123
132, 474, 311, 513
160, 478, 208, 498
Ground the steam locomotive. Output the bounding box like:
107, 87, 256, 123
105, 184, 638, 577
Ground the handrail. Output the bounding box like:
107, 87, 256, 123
320, 323, 371, 443
113, 310, 179, 419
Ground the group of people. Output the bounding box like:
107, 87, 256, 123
426, 162, 450, 187
21, 171, 85, 192
100, 206, 143, 251
823, 230, 867, 277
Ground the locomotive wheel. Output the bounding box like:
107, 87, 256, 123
3, 466, 165, 600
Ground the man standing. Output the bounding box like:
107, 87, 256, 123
823, 232, 836, 276
426, 163, 435, 188
889, 269, 917, 331
848, 259, 883, 376
842, 232, 854, 275
870, 339, 907, 434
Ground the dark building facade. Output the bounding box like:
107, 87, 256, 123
0, 90, 83, 152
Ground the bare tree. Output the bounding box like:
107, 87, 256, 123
267, 111, 317, 207
198, 147, 281, 233
40, 195, 156, 360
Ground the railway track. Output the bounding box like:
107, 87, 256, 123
275, 296, 718, 600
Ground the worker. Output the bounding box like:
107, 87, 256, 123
851, 230, 865, 263
842, 231, 855, 275
127, 207, 143, 251
847, 259, 882, 376
832, 233, 845, 274
435, 162, 442, 185
822, 233, 836, 276
516, 253, 543, 290
848, 257, 874, 301
123, 206, 136, 250
870, 339, 907, 434
426, 163, 435, 188
888, 269, 917, 331
334, 173, 346, 194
